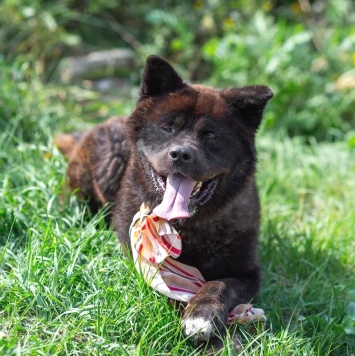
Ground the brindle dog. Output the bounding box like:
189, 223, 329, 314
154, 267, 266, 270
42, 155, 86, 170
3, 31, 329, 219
57, 55, 273, 346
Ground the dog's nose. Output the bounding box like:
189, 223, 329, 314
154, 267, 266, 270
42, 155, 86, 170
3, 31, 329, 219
169, 146, 193, 162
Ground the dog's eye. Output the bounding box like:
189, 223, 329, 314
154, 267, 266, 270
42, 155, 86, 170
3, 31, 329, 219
205, 132, 217, 140
161, 125, 173, 134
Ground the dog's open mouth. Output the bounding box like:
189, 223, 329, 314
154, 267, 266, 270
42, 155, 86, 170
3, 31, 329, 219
151, 168, 218, 221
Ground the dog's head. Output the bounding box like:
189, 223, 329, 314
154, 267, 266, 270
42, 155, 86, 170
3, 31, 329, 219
128, 56, 273, 220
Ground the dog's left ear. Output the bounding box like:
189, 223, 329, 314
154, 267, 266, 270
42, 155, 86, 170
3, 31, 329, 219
140, 55, 185, 98
224, 85, 274, 130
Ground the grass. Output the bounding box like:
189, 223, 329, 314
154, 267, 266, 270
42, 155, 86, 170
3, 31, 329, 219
0, 66, 354, 355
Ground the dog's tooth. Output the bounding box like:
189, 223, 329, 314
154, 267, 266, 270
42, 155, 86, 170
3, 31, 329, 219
191, 181, 203, 196
196, 182, 202, 193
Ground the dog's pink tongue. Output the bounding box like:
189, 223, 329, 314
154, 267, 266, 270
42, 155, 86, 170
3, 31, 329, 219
153, 174, 196, 221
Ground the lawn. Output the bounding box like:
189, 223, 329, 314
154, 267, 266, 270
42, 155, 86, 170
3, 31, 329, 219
0, 62, 354, 355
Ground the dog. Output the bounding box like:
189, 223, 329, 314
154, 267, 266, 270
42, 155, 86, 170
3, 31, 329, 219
56, 55, 273, 346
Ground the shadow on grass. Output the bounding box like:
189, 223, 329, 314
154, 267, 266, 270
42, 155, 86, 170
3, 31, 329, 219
254, 218, 353, 355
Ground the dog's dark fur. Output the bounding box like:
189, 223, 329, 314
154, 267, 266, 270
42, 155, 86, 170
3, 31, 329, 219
57, 55, 273, 345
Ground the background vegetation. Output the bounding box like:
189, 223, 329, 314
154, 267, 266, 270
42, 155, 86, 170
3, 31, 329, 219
0, 0, 354, 354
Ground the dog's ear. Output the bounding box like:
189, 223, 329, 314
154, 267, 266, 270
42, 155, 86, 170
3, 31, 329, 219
224, 85, 273, 130
140, 55, 185, 98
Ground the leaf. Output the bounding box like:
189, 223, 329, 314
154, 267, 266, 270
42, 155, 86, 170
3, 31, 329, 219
345, 326, 355, 335
347, 136, 355, 149
346, 302, 355, 318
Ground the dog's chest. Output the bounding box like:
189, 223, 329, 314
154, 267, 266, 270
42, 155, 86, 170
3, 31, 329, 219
174, 222, 238, 278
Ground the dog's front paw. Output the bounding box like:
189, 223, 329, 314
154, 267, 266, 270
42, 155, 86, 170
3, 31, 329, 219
181, 301, 227, 342
182, 315, 215, 342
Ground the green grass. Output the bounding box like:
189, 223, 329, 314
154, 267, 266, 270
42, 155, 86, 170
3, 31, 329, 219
1, 66, 354, 355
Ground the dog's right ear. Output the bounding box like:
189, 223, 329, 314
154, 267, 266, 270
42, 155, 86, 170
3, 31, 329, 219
140, 55, 185, 98
224, 85, 274, 130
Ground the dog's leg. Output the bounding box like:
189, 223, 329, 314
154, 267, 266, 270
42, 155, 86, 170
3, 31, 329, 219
181, 271, 260, 342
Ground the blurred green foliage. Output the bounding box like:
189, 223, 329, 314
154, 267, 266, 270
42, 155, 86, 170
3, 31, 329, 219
0, 0, 354, 140
0, 57, 69, 143
202, 11, 355, 139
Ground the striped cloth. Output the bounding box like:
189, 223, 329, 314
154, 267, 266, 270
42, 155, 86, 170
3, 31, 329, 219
130, 203, 266, 324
